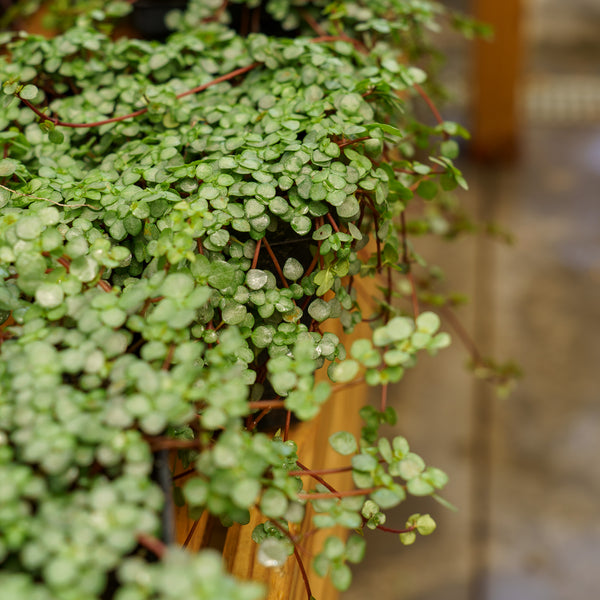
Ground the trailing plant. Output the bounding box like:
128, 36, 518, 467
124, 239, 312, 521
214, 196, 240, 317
0, 1, 515, 599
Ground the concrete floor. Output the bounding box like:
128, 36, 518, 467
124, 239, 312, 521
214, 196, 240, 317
343, 2, 600, 598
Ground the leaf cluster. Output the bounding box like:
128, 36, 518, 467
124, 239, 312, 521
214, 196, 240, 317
0, 0, 480, 598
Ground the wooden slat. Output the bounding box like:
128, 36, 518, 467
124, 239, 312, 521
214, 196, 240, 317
471, 0, 523, 161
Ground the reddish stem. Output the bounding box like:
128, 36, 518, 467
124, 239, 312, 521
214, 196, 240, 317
293, 545, 313, 600
267, 520, 313, 598
97, 279, 112, 293
395, 167, 444, 176
303, 246, 321, 279
136, 533, 166, 559
251, 238, 262, 269
248, 399, 285, 410
18, 63, 260, 129
284, 410, 291, 441
289, 458, 385, 478
380, 383, 388, 412
202, 0, 229, 22
44, 252, 112, 292
288, 465, 353, 477
438, 305, 484, 366
326, 212, 340, 233
331, 377, 365, 393
248, 407, 272, 431
310, 34, 368, 54
161, 344, 175, 370
370, 201, 382, 271
376, 523, 417, 535
302, 10, 328, 36
146, 438, 200, 451
295, 460, 340, 496
297, 487, 377, 500
337, 135, 370, 149
413, 82, 447, 137
263, 236, 289, 289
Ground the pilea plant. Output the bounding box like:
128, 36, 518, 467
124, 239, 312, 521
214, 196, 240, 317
0, 1, 510, 599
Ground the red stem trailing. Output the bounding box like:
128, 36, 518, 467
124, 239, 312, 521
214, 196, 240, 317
248, 399, 285, 410
248, 406, 272, 430
412, 82, 447, 137
42, 252, 112, 293
284, 410, 291, 441
289, 458, 385, 478
17, 62, 260, 129
326, 212, 340, 233
262, 236, 289, 289
395, 167, 444, 177
295, 460, 340, 496
161, 344, 175, 370
268, 520, 313, 600
309, 34, 368, 54
136, 533, 166, 558
331, 377, 365, 393
301, 9, 328, 36
202, 0, 229, 22
303, 245, 321, 279
145, 438, 200, 451
297, 487, 377, 500
293, 545, 313, 600
376, 523, 417, 535
438, 305, 484, 366
288, 465, 353, 477
380, 382, 388, 412
368, 198, 382, 271
337, 135, 370, 149
251, 238, 262, 269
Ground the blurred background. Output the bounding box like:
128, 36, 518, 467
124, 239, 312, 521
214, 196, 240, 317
343, 0, 600, 599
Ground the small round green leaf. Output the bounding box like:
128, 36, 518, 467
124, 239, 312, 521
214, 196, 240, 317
19, 84, 38, 99
282, 258, 304, 281
330, 359, 359, 383
257, 538, 290, 568
399, 530, 416, 545
416, 514, 437, 535
260, 488, 288, 518
416, 311, 441, 334
35, 283, 64, 308
329, 431, 357, 455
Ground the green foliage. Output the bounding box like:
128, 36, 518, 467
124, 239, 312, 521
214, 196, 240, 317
313, 534, 365, 591
0, 0, 502, 598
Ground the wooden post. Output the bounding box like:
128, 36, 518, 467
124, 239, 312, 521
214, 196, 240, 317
471, 0, 523, 161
